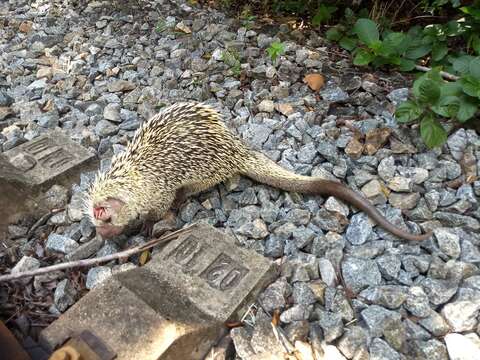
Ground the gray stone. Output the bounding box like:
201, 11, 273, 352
316, 310, 343, 342
369, 338, 400, 360
342, 257, 382, 294
236, 218, 269, 239
360, 305, 401, 337
320, 85, 348, 102
434, 212, 480, 230
447, 128, 467, 161
257, 99, 274, 113
11, 256, 40, 283
259, 277, 291, 312
280, 305, 310, 323
389, 192, 420, 210
387, 176, 413, 192
264, 235, 284, 258
85, 266, 112, 289
419, 277, 458, 306
358, 285, 407, 309
387, 88, 408, 106
250, 310, 286, 357
337, 326, 368, 359
103, 103, 121, 122
345, 212, 372, 245
418, 310, 450, 336
405, 286, 431, 318
107, 80, 136, 92
318, 258, 336, 287
45, 234, 79, 254
376, 254, 401, 280
95, 120, 118, 137
54, 279, 77, 312
434, 228, 461, 259
441, 301, 480, 332
292, 282, 317, 305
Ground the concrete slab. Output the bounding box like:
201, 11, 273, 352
40, 225, 277, 360
0, 130, 95, 238
146, 224, 277, 322
1, 130, 94, 186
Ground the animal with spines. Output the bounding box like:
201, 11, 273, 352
86, 101, 432, 242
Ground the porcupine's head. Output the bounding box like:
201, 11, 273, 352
84, 156, 143, 239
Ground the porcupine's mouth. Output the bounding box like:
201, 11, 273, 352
96, 224, 125, 238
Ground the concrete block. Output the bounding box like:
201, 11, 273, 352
0, 130, 95, 237
1, 129, 94, 187
40, 225, 277, 360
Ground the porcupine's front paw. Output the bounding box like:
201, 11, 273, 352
140, 219, 155, 238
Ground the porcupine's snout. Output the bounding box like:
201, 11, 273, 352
92, 197, 127, 239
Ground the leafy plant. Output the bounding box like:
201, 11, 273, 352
266, 41, 285, 62
312, 4, 337, 26
395, 65, 480, 148
155, 19, 168, 33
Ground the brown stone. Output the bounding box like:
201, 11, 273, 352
19, 21, 33, 33
345, 137, 364, 159
40, 225, 277, 360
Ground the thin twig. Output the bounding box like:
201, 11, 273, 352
415, 65, 460, 81
0, 224, 196, 283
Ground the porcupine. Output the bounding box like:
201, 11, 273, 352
85, 101, 431, 241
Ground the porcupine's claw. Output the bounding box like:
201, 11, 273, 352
140, 219, 155, 238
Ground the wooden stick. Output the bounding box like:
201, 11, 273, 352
0, 224, 196, 283
414, 65, 460, 81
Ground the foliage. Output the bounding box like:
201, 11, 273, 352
395, 65, 480, 148
266, 41, 286, 62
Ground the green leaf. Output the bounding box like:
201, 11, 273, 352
469, 57, 480, 79
353, 18, 379, 46
431, 96, 460, 117
382, 32, 406, 50
460, 75, 480, 98
312, 4, 337, 26
399, 58, 416, 71
453, 55, 474, 74
440, 81, 463, 96
457, 96, 478, 122
472, 35, 480, 55
339, 37, 357, 51
266, 41, 285, 62
353, 48, 375, 66
420, 114, 447, 149
418, 79, 441, 104
432, 43, 448, 61
395, 100, 423, 123
460, 6, 480, 19
405, 44, 432, 59
326, 27, 343, 41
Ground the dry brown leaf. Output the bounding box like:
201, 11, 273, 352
461, 146, 477, 183
139, 250, 150, 266
0, 107, 14, 121
303, 73, 325, 92
272, 309, 281, 326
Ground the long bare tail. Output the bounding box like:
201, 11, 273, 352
242, 151, 431, 242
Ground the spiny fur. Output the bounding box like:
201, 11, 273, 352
86, 102, 253, 227
86, 101, 431, 242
